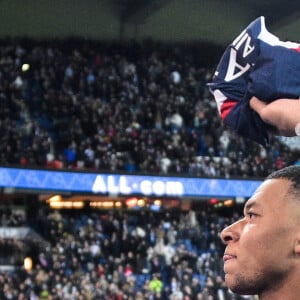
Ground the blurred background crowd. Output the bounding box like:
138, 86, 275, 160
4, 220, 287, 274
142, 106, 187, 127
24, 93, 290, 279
0, 38, 298, 179
0, 36, 296, 299
0, 201, 250, 300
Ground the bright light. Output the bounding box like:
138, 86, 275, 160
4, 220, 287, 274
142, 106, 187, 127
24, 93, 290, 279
47, 195, 62, 203
24, 257, 33, 271
72, 201, 84, 208
102, 201, 114, 207
90, 201, 114, 208
126, 197, 138, 207
224, 199, 234, 207
137, 199, 145, 206
49, 200, 84, 209
21, 63, 30, 72
153, 199, 162, 206
210, 198, 218, 205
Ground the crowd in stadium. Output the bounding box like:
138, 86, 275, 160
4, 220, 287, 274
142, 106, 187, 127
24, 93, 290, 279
0, 38, 298, 178
0, 37, 297, 299
0, 202, 254, 300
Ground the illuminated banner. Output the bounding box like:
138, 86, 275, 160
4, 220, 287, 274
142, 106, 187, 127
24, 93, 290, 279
0, 167, 262, 198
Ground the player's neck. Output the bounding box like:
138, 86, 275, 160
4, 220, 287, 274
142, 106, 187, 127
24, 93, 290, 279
259, 282, 300, 300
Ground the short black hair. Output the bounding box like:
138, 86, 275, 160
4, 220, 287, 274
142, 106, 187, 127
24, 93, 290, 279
266, 165, 300, 192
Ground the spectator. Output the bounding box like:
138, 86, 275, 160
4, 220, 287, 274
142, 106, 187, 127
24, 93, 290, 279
149, 273, 163, 294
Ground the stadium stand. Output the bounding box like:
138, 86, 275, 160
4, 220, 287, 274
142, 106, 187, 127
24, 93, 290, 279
0, 36, 296, 299
0, 200, 253, 299
0, 38, 298, 178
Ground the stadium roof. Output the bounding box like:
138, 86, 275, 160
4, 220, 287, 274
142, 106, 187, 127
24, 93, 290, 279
0, 0, 300, 45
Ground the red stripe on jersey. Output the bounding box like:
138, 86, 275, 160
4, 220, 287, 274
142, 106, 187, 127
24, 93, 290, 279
220, 99, 238, 120
291, 46, 300, 53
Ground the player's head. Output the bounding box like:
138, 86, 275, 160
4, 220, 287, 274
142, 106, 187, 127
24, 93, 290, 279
220, 165, 300, 297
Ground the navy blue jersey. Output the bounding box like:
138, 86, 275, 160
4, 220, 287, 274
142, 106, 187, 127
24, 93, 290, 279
208, 16, 300, 146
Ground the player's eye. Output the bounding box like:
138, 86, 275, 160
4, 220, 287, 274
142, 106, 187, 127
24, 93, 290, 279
247, 212, 256, 219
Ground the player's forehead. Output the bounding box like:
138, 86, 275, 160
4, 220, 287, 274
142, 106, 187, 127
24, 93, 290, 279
244, 178, 292, 210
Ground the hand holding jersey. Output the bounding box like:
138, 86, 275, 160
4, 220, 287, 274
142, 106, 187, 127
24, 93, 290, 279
208, 16, 300, 146
249, 96, 300, 137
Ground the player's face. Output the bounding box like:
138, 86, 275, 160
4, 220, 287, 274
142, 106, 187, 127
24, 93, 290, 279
220, 178, 300, 295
